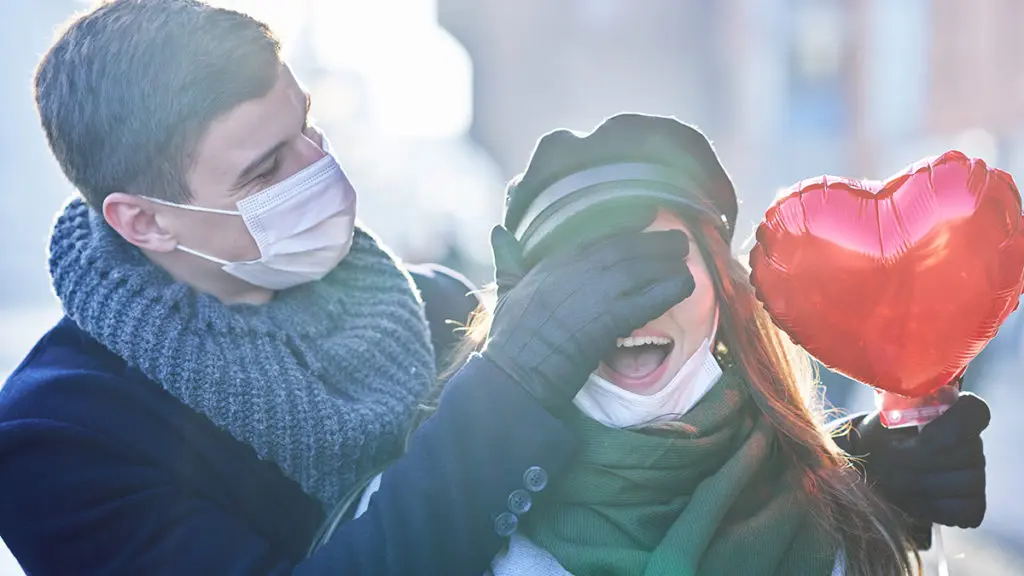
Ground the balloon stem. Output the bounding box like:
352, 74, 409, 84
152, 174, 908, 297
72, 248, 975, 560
933, 525, 949, 576
916, 422, 950, 576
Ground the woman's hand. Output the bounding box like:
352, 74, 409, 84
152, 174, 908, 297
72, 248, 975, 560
483, 225, 695, 412
850, 393, 990, 532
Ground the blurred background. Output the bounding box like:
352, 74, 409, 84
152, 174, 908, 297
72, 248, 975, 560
2, 0, 1024, 573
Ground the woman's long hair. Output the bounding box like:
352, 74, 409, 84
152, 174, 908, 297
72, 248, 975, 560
446, 210, 920, 575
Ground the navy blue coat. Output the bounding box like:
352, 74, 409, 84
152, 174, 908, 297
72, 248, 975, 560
0, 264, 578, 575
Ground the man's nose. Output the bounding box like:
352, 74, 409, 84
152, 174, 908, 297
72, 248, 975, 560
279, 134, 328, 181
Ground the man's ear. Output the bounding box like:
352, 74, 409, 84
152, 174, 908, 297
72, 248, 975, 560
102, 193, 177, 253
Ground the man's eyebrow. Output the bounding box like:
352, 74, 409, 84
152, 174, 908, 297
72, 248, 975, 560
234, 141, 287, 188
233, 90, 312, 188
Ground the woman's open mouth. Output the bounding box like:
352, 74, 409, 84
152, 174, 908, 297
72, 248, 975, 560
598, 333, 675, 394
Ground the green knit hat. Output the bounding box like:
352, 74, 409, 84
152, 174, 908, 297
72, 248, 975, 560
503, 113, 737, 264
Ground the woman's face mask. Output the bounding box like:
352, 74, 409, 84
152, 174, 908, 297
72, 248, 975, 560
574, 209, 721, 427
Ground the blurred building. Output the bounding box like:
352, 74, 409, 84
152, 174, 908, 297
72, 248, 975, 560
212, 0, 505, 284
440, 0, 1024, 237
0, 0, 81, 311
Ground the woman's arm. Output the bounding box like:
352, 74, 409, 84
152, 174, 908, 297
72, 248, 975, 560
829, 395, 990, 548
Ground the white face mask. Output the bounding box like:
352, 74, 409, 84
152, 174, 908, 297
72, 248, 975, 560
147, 143, 357, 291
573, 311, 722, 429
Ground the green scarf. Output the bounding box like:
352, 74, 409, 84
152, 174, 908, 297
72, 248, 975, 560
523, 370, 837, 576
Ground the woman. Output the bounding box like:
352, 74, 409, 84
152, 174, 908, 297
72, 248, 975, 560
456, 113, 980, 575
333, 113, 987, 575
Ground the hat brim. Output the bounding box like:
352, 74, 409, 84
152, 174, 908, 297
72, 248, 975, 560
513, 162, 728, 263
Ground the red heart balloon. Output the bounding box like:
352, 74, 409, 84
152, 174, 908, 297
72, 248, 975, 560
749, 151, 1024, 398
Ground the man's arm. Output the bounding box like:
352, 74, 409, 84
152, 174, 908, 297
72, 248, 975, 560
0, 356, 577, 576
300, 354, 575, 574
407, 262, 482, 370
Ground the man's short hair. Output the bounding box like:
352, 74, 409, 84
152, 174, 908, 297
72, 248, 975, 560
35, 0, 282, 208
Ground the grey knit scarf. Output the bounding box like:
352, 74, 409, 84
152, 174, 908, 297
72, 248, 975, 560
48, 198, 435, 510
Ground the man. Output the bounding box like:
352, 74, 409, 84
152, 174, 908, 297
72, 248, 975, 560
0, 1, 987, 574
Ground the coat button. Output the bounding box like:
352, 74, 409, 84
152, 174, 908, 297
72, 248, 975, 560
494, 512, 518, 537
508, 489, 532, 515
523, 466, 548, 492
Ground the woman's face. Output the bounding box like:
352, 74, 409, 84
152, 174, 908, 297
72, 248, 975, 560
596, 208, 719, 395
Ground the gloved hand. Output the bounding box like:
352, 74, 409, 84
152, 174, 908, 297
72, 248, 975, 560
848, 393, 990, 536
483, 225, 695, 412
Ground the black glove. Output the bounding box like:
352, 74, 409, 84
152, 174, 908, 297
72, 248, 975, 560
483, 225, 695, 411
849, 393, 989, 538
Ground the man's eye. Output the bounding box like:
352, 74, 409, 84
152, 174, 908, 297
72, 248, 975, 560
254, 160, 279, 184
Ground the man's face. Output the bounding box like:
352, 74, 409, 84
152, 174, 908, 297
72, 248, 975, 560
147, 64, 325, 296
